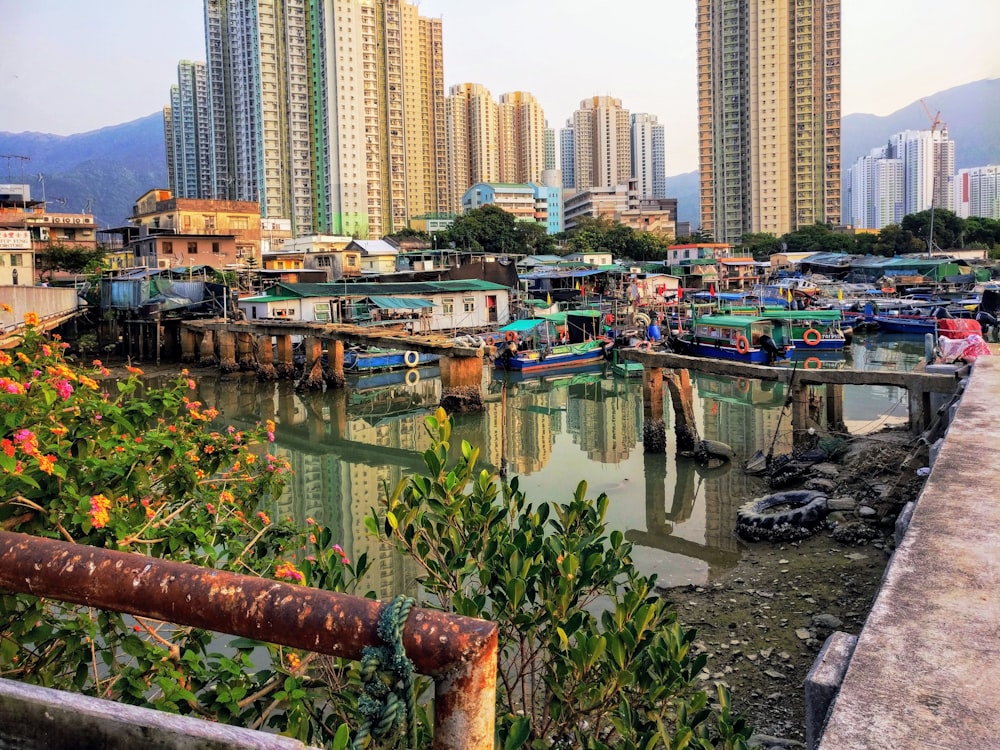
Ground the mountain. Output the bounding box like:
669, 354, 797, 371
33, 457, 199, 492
2, 78, 998, 234
841, 78, 1000, 173
0, 114, 167, 228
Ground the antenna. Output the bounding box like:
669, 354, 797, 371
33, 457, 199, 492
0, 154, 30, 183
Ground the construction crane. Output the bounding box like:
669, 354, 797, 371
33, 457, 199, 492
919, 99, 944, 256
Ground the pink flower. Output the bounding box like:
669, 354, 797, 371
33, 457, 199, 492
55, 379, 73, 400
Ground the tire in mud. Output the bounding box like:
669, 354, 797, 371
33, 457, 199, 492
736, 490, 829, 542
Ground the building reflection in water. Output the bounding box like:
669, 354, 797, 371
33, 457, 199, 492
191, 348, 905, 596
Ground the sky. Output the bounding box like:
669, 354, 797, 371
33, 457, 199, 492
2, 0, 998, 175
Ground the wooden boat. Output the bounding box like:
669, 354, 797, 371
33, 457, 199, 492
343, 347, 440, 372
668, 314, 794, 364
757, 309, 848, 351
493, 318, 612, 374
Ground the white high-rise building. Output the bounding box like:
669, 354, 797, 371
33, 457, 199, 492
847, 147, 903, 229
847, 129, 955, 229
165, 60, 213, 200
891, 128, 955, 217
954, 166, 1000, 219
630, 113, 666, 199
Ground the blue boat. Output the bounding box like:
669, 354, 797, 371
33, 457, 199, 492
343, 347, 440, 372
669, 314, 795, 364
493, 318, 612, 374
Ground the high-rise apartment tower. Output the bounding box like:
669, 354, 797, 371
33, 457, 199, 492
696, 0, 841, 242
571, 96, 631, 192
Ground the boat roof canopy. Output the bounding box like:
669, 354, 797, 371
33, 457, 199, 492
499, 318, 549, 333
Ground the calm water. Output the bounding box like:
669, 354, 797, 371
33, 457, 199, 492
184, 333, 926, 597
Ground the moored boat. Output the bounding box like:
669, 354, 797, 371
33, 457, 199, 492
666, 314, 794, 364
493, 318, 613, 373
757, 309, 848, 351
343, 347, 440, 371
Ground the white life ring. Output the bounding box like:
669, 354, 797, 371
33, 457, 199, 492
405, 368, 420, 386
403, 350, 420, 368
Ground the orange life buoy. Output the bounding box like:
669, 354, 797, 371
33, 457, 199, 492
505, 330, 517, 342
485, 335, 494, 346
803, 328, 822, 346
804, 357, 822, 370
637, 340, 653, 351
735, 335, 750, 355
737, 378, 750, 393
605, 313, 614, 324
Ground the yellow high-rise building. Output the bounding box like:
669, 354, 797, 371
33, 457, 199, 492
697, 0, 841, 243
498, 91, 547, 185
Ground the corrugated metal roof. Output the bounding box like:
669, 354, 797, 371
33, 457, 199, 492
267, 280, 509, 298
367, 295, 434, 309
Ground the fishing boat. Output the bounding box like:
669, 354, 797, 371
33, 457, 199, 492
493, 318, 612, 374
667, 314, 794, 364
343, 346, 440, 372
757, 309, 849, 351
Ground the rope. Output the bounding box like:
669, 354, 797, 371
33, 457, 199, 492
352, 595, 416, 750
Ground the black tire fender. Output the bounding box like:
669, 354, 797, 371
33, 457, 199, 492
736, 490, 830, 542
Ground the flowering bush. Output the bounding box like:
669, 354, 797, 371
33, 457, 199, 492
0, 320, 371, 746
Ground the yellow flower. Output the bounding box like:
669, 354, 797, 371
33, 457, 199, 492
89, 494, 112, 529
23, 312, 39, 327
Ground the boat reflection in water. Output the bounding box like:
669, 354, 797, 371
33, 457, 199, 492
189, 338, 915, 598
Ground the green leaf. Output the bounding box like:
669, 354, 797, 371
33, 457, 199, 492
504, 716, 531, 750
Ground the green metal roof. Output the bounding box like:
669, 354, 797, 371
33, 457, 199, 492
238, 294, 300, 303
367, 295, 435, 309
692, 314, 768, 327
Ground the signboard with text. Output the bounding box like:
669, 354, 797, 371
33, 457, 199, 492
0, 230, 31, 250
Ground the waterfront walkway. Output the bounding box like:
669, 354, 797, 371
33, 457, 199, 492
816, 354, 1000, 748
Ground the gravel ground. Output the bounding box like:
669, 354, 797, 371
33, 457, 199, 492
662, 432, 927, 747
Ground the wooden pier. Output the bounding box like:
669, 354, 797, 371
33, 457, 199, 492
180, 319, 490, 410
622, 348, 966, 453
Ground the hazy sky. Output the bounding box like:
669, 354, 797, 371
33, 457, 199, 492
2, 0, 998, 174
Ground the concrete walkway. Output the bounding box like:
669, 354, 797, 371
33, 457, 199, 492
818, 355, 1000, 748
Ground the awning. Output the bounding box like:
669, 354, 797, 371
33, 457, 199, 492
366, 295, 434, 310
499, 318, 549, 333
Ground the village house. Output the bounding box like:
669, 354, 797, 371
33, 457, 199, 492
237, 279, 511, 333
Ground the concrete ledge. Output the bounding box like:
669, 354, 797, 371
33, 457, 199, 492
817, 356, 1000, 748
805, 631, 857, 750
0, 676, 320, 750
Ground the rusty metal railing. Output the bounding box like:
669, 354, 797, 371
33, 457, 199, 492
0, 531, 498, 749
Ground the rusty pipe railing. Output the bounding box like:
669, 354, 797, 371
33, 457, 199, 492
0, 531, 497, 750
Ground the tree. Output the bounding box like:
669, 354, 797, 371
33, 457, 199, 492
873, 223, 924, 257
513, 220, 556, 255
961, 216, 1000, 249
626, 230, 669, 261
36, 243, 105, 282
902, 209, 964, 252
739, 233, 782, 261
440, 204, 520, 253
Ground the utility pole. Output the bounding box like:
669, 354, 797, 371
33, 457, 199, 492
919, 99, 944, 258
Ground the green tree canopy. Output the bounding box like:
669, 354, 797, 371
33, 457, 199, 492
739, 232, 782, 260
36, 243, 105, 281
902, 208, 964, 251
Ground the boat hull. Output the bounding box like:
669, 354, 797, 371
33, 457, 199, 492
344, 349, 440, 371
680, 341, 792, 364
494, 340, 610, 373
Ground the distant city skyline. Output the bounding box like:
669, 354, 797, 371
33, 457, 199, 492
2, 0, 999, 175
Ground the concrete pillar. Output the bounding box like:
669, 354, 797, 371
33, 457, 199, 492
907, 388, 929, 434
277, 382, 296, 426
664, 369, 699, 454
198, 330, 217, 368
236, 332, 255, 371
439, 356, 484, 413
641, 367, 666, 453
275, 335, 295, 379
256, 335, 277, 381
791, 381, 811, 450
825, 383, 845, 432
805, 632, 858, 750
326, 339, 346, 388
180, 328, 197, 363
217, 330, 238, 373
298, 337, 325, 390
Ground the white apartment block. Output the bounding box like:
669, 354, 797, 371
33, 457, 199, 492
630, 113, 666, 199
954, 165, 1000, 219
572, 96, 631, 192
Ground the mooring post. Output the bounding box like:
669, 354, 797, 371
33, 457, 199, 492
641, 366, 666, 453
198, 330, 217, 368
664, 368, 699, 454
